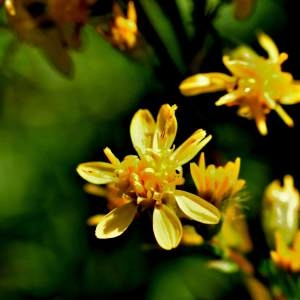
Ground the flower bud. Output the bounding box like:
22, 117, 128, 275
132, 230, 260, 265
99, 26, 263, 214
262, 175, 300, 248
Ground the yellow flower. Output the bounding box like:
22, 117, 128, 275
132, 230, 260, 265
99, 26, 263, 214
271, 230, 300, 273
190, 152, 250, 253
77, 104, 220, 250
179, 32, 300, 135
190, 152, 246, 208
262, 175, 300, 248
97, 0, 138, 50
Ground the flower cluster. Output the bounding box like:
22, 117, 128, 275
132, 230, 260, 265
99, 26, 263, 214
77, 104, 221, 250
180, 153, 250, 256
179, 32, 300, 135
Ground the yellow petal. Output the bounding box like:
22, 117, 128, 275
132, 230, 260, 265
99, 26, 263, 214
190, 162, 205, 193
175, 190, 220, 224
206, 165, 216, 191
171, 129, 212, 166
255, 115, 268, 136
280, 85, 300, 104
153, 104, 178, 151
4, 0, 16, 16
231, 179, 246, 196
274, 104, 294, 127
83, 183, 107, 197
215, 90, 242, 106
179, 73, 235, 96
87, 214, 105, 226
95, 202, 137, 238
130, 109, 156, 155
181, 225, 204, 246
257, 31, 279, 63
223, 56, 254, 78
232, 157, 241, 181
76, 162, 115, 184
153, 204, 182, 250
127, 0, 137, 23
104, 147, 120, 166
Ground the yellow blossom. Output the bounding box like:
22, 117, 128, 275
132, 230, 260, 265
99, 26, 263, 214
190, 152, 251, 254
190, 152, 246, 208
271, 230, 300, 273
262, 175, 300, 248
179, 32, 300, 135
97, 0, 138, 50
77, 104, 220, 250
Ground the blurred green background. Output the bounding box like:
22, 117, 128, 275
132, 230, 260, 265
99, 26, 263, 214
0, 1, 299, 299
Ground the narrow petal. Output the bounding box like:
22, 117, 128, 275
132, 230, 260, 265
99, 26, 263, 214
232, 158, 241, 181
5, 0, 16, 15
190, 162, 205, 192
95, 202, 137, 239
130, 109, 155, 155
179, 73, 235, 96
104, 147, 120, 166
153, 104, 177, 151
171, 129, 212, 166
231, 179, 246, 196
77, 162, 115, 184
223, 56, 255, 78
127, 0, 137, 22
87, 214, 105, 226
175, 190, 220, 224
274, 104, 294, 127
83, 183, 107, 197
181, 225, 204, 246
206, 165, 216, 192
215, 90, 243, 106
257, 31, 279, 63
255, 114, 268, 136
153, 204, 182, 250
280, 85, 300, 104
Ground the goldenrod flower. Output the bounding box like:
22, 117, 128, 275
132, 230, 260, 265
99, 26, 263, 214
77, 104, 220, 250
190, 152, 246, 208
271, 230, 300, 273
262, 175, 300, 248
97, 0, 138, 50
190, 152, 250, 253
179, 32, 300, 135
